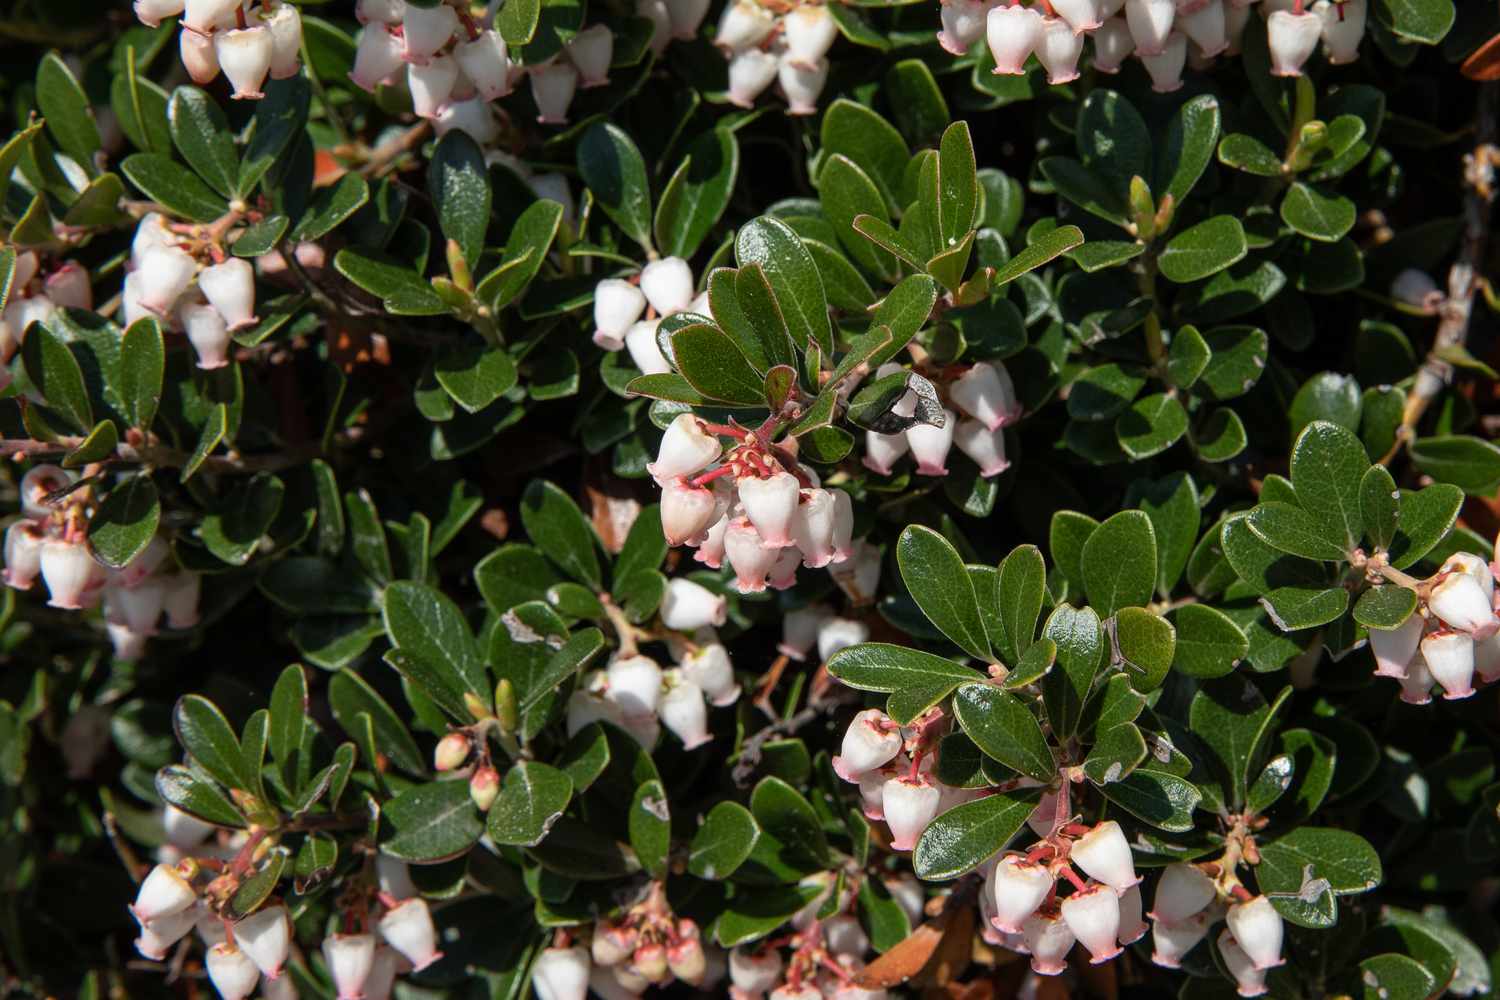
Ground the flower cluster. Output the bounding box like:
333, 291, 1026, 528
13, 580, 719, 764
1368, 548, 1500, 703
592, 256, 706, 366
0, 252, 91, 385
1144, 864, 1286, 997
863, 361, 1020, 480
134, 0, 304, 101
130, 855, 443, 1000
3, 465, 201, 660
957, 0, 1366, 94
715, 0, 839, 114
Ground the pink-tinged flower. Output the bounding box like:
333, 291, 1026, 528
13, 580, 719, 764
198, 258, 257, 331
660, 674, 712, 748
829, 538, 882, 605
163, 573, 202, 629
660, 577, 728, 630
823, 913, 869, 958
625, 319, 670, 375
1179, 0, 1228, 54
1092, 16, 1135, 70
1398, 651, 1435, 704
21, 464, 72, 519
181, 302, 232, 370
693, 514, 729, 569
1217, 929, 1268, 997
566, 25, 614, 88
906, 409, 956, 477
137, 245, 197, 316
640, 256, 695, 316
954, 420, 1011, 478
1225, 895, 1285, 971
435, 98, 499, 144
882, 773, 940, 850
779, 605, 828, 660
661, 478, 719, 546
1150, 862, 1216, 924
1053, 0, 1105, 31
779, 56, 828, 116
434, 731, 470, 771
724, 518, 778, 593
830, 489, 854, 561
378, 898, 444, 971
791, 488, 838, 567
863, 430, 910, 476
606, 654, 664, 721
1021, 910, 1076, 975
206, 942, 260, 1000
234, 904, 290, 980
408, 54, 459, 118
357, 0, 407, 25
531, 60, 579, 124
784, 4, 839, 68
987, 3, 1045, 73
681, 641, 739, 706
638, 0, 674, 53
1267, 9, 1321, 75
1141, 30, 1188, 91
1117, 883, 1147, 944
767, 546, 802, 590
728, 946, 782, 994
181, 27, 222, 84
832, 708, 901, 782
667, 922, 707, 984
667, 0, 712, 38
950, 362, 1021, 432
265, 2, 304, 79
1070, 820, 1139, 891
350, 25, 404, 92
3, 520, 46, 590
1061, 883, 1122, 963
402, 3, 459, 64
1476, 632, 1500, 684
134, 905, 197, 960
739, 471, 801, 548
105, 578, 167, 635
592, 278, 647, 351
323, 934, 377, 1000
41, 537, 101, 610
859, 769, 887, 820
363, 947, 400, 1000
938, 0, 988, 54
1315, 0, 1365, 63
1429, 571, 1497, 636
1420, 630, 1476, 700
1151, 908, 1215, 967
134, 0, 185, 28
1036, 16, 1086, 82
989, 854, 1055, 933
45, 263, 92, 311
455, 29, 511, 100
566, 681, 626, 737
1126, 0, 1175, 54
469, 765, 500, 810
716, 0, 776, 52
649, 414, 721, 483
216, 26, 274, 100
817, 616, 869, 663
183, 0, 242, 34
1369, 612, 1422, 679
132, 862, 197, 924
728, 49, 779, 108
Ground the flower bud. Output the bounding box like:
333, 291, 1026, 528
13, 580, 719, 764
402, 3, 459, 64
234, 904, 290, 980
324, 933, 377, 1000
531, 60, 579, 124
592, 279, 647, 351
716, 0, 775, 52
592, 923, 636, 967
1126, 0, 1175, 53
1420, 630, 1476, 700
45, 263, 92, 311
987, 3, 1045, 73
668, 922, 707, 984
207, 942, 260, 1000
135, 905, 198, 960
265, 2, 304, 78
818, 616, 869, 663
1369, 612, 1422, 679
216, 26, 274, 100
882, 773, 940, 851
41, 537, 101, 610
1217, 929, 1268, 997
1036, 16, 1085, 83
739, 471, 800, 548
833, 708, 901, 782
163, 572, 202, 629
824, 913, 869, 957
1428, 571, 1496, 636
906, 409, 956, 477
455, 29, 512, 100
134, 0, 186, 27
351, 25, 405, 91
198, 258, 258, 331
138, 245, 198, 316
434, 731, 470, 771
1092, 16, 1135, 70
1150, 862, 1216, 924
133, 862, 198, 923
1022, 910, 1076, 976
1070, 820, 1139, 891
181, 302, 233, 371
989, 854, 1054, 933
184, 0, 242, 34
778, 56, 827, 116
649, 414, 722, 483
606, 654, 664, 719
1398, 651, 1435, 704
784, 4, 838, 68
469, 765, 500, 811
632, 941, 669, 983
1061, 883, 1122, 963
637, 0, 674, 53
409, 54, 459, 118
1152, 908, 1214, 967
938, 0, 988, 53
640, 256, 695, 317
660, 674, 712, 749
728, 946, 782, 994
565, 24, 613, 88
1267, 9, 1321, 75
1225, 895, 1284, 971
693, 514, 729, 569
660, 577, 728, 631
3, 520, 46, 590
954, 420, 1010, 478
379, 898, 444, 971
1390, 271, 1441, 317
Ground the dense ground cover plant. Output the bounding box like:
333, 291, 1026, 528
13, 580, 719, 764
3, 0, 1500, 997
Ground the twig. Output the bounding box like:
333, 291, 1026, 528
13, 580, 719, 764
732, 686, 855, 787
0, 436, 321, 475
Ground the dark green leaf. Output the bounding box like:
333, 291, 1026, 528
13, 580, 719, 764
628, 778, 671, 879
429, 131, 491, 270
655, 129, 738, 260
169, 86, 237, 198
1409, 435, 1500, 495
1170, 604, 1248, 678
577, 123, 652, 251
897, 525, 992, 661
911, 790, 1038, 880
487, 761, 574, 847
952, 684, 1055, 782
88, 474, 161, 569
520, 480, 602, 588
1081, 510, 1157, 616
1042, 604, 1105, 739
993, 543, 1045, 667
1289, 420, 1369, 551
1388, 482, 1464, 569
826, 643, 985, 726
381, 780, 484, 862
671, 324, 765, 406
1159, 216, 1249, 283
736, 216, 832, 356
688, 801, 760, 880
22, 324, 91, 432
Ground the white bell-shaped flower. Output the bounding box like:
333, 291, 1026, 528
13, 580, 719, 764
791, 488, 839, 568
566, 684, 625, 736
164, 573, 202, 629
1053, 0, 1104, 32
1092, 16, 1135, 70
41, 537, 100, 610
606, 654, 663, 720
661, 478, 719, 545
566, 25, 614, 87
954, 420, 1010, 478
105, 579, 166, 635
206, 942, 260, 1000
661, 578, 728, 630
45, 263, 92, 311
716, 0, 776, 52
1141, 30, 1188, 91
739, 471, 800, 548
436, 97, 500, 143
184, 0, 242, 34
135, 906, 198, 960
667, 0, 712, 37
649, 414, 721, 482
1441, 551, 1495, 601
1225, 895, 1284, 970
1429, 571, 1496, 636
1477, 632, 1500, 684
1151, 908, 1215, 967
1179, 0, 1228, 54
1267, 9, 1321, 75
1421, 631, 1476, 700
1369, 613, 1422, 679
358, 0, 407, 25
778, 56, 828, 116
455, 30, 512, 100
1150, 863, 1217, 924
986, 3, 1045, 73
1070, 820, 1139, 891
906, 409, 956, 476
323, 934, 377, 1000
377, 853, 417, 900
181, 27, 222, 85
832, 709, 902, 782
137, 245, 197, 316
402, 3, 459, 64
1118, 883, 1147, 944
640, 257, 695, 316
1315, 0, 1366, 63
531, 60, 579, 124
134, 0, 186, 28
779, 605, 828, 660
408, 54, 459, 118
592, 278, 647, 351
378, 898, 443, 971
216, 26, 274, 99
533, 945, 591, 1000
3, 521, 46, 590
729, 946, 782, 994
265, 3, 304, 79
951, 361, 1021, 431
882, 773, 940, 850
1061, 883, 1122, 963
783, 4, 839, 68
234, 904, 290, 980
694, 514, 729, 569
351, 25, 404, 91
989, 854, 1055, 933
132, 863, 198, 923
724, 518, 778, 593
363, 946, 400, 1000
637, 0, 673, 53
1399, 651, 1435, 704
938, 0, 988, 54
858, 769, 887, 820
863, 430, 910, 476
830, 489, 854, 561
681, 641, 738, 705
1218, 929, 1269, 997
728, 48, 780, 107
823, 913, 869, 958
818, 616, 869, 663
1021, 911, 1076, 976
198, 258, 257, 331
1126, 0, 1175, 53
624, 318, 670, 375
181, 302, 232, 370
661, 674, 712, 749
1036, 16, 1086, 82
